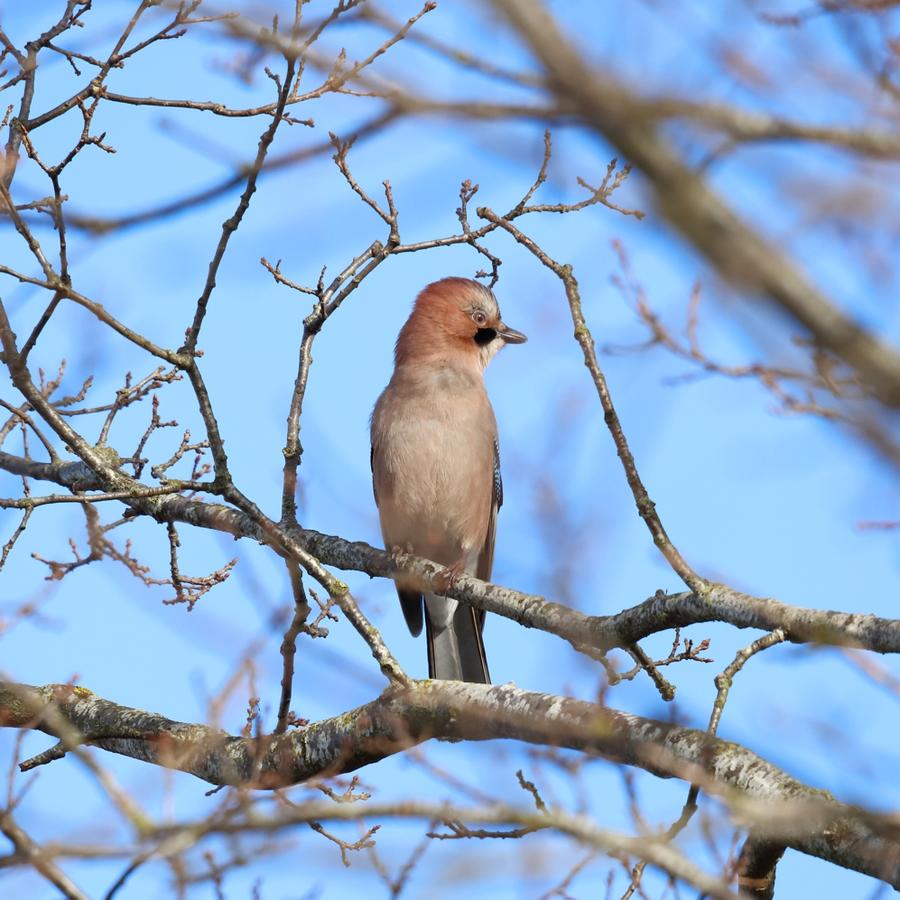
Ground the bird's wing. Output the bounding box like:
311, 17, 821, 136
371, 441, 424, 636
474, 436, 502, 622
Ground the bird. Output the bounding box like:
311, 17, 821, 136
370, 276, 526, 683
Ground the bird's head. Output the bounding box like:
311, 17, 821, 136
395, 277, 526, 370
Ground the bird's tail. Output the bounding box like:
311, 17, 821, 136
424, 593, 490, 683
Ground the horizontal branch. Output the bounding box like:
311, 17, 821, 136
99, 89, 313, 123
0, 450, 101, 491
1, 449, 899, 657
2, 680, 898, 887
162, 798, 739, 898
16, 110, 399, 234
644, 97, 900, 159
293, 525, 900, 654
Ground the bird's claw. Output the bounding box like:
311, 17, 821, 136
389, 544, 410, 566
436, 559, 466, 594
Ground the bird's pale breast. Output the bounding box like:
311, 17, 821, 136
371, 364, 496, 568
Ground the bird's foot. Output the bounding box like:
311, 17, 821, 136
389, 543, 411, 565
435, 558, 466, 594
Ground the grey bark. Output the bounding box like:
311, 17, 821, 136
2, 679, 898, 888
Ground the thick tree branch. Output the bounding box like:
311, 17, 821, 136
2, 679, 898, 888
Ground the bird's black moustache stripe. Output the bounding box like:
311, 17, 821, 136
474, 327, 497, 345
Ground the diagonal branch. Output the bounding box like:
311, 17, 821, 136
477, 206, 701, 592
0, 810, 89, 900
490, 0, 900, 408
183, 54, 297, 354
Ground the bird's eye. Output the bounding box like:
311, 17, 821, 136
472, 310, 487, 326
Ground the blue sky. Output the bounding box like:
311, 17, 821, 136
1, 2, 899, 897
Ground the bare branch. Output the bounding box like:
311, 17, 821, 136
0, 809, 89, 900
491, 0, 900, 407
0, 679, 897, 889
476, 206, 703, 592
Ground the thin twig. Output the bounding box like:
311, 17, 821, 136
476, 207, 704, 593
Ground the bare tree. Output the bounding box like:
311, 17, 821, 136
1, 2, 899, 897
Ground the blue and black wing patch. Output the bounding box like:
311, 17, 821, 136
493, 435, 503, 509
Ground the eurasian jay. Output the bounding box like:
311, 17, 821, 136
370, 277, 526, 683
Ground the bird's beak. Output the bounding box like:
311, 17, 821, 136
497, 322, 527, 344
